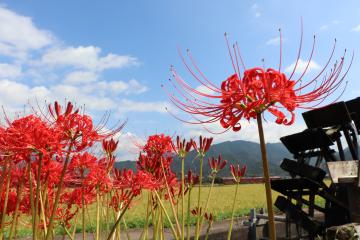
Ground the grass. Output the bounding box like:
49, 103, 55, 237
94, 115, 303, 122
9, 183, 328, 238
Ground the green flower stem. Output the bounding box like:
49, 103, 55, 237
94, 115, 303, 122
199, 176, 215, 230
27, 163, 35, 238
96, 187, 100, 240
106, 195, 133, 240
115, 211, 121, 240
0, 160, 11, 240
82, 185, 86, 240
195, 155, 204, 240
39, 190, 48, 235
8, 164, 27, 240
33, 154, 43, 239
204, 222, 213, 240
122, 218, 131, 240
186, 188, 192, 240
62, 224, 74, 240
142, 194, 151, 240
181, 157, 185, 240
154, 191, 179, 240
227, 182, 239, 240
257, 113, 276, 240
45, 142, 74, 240
160, 158, 181, 237
153, 204, 161, 240
71, 214, 79, 239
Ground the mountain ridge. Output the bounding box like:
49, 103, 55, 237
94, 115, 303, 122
114, 139, 293, 177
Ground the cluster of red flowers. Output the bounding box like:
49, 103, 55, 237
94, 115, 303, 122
0, 101, 131, 233
0, 101, 246, 239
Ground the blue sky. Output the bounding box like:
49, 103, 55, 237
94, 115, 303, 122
1, 1, 360, 159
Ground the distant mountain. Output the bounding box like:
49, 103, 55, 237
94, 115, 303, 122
114, 140, 293, 177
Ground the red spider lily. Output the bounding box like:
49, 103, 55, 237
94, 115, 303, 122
191, 207, 202, 217
171, 136, 193, 158
110, 189, 133, 212
102, 138, 119, 156
208, 155, 227, 175
1, 115, 61, 159
137, 134, 174, 174
165, 28, 353, 132
137, 134, 177, 186
204, 212, 214, 222
87, 160, 112, 193
230, 164, 247, 183
191, 136, 213, 156
55, 206, 79, 229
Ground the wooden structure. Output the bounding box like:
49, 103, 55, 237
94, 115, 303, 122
271, 98, 360, 239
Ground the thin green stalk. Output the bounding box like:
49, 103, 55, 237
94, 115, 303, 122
195, 156, 204, 240
122, 218, 131, 240
160, 158, 181, 236
62, 224, 74, 240
115, 211, 120, 240
181, 157, 185, 240
204, 222, 213, 240
153, 200, 161, 240
71, 213, 78, 240
154, 191, 179, 240
142, 194, 151, 240
33, 154, 43, 239
8, 164, 27, 240
96, 187, 100, 240
186, 188, 192, 240
227, 182, 239, 240
257, 113, 276, 240
82, 188, 86, 240
0, 161, 11, 240
45, 142, 74, 240
39, 189, 48, 236
28, 163, 35, 239
106, 196, 133, 240
199, 177, 215, 230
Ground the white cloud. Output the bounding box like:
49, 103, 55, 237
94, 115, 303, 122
332, 20, 340, 25
117, 99, 171, 113
0, 79, 49, 108
320, 25, 328, 31
185, 119, 306, 144
284, 59, 321, 75
113, 131, 143, 161
254, 12, 261, 18
265, 37, 286, 46
64, 71, 98, 84
0, 6, 54, 58
195, 85, 216, 95
0, 63, 21, 78
41, 46, 138, 71
351, 24, 360, 32
82, 79, 148, 95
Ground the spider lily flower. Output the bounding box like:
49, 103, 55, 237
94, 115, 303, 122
171, 136, 193, 158
204, 212, 214, 222
230, 164, 247, 183
165, 27, 353, 132
208, 155, 227, 175
102, 138, 119, 156
192, 136, 213, 156
191, 207, 202, 217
